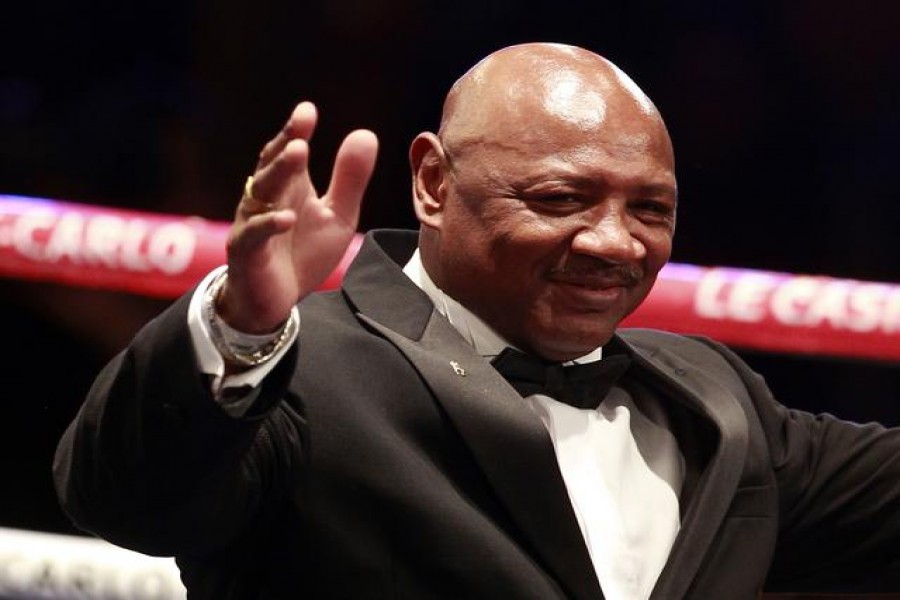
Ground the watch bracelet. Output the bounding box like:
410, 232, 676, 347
204, 270, 297, 367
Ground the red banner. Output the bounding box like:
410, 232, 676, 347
623, 264, 900, 361
0, 195, 229, 298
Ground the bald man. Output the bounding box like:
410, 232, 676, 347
55, 43, 900, 599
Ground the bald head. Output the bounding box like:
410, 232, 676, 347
438, 43, 670, 162
409, 43, 678, 359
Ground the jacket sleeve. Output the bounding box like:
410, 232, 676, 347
696, 337, 900, 591
53, 291, 302, 558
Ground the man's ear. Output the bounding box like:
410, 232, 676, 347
409, 132, 448, 229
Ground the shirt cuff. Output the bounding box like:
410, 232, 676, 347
187, 266, 300, 399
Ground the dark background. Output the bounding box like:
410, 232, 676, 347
2, 0, 899, 587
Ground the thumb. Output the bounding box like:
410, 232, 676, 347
325, 129, 379, 223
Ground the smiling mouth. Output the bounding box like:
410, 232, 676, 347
545, 278, 633, 314
545, 265, 643, 310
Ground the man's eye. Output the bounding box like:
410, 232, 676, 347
634, 200, 674, 216
524, 195, 584, 214
531, 194, 580, 205
633, 200, 676, 224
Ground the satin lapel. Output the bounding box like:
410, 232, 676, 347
620, 338, 749, 600
357, 310, 604, 600
339, 230, 435, 340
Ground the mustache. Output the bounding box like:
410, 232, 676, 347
547, 262, 645, 287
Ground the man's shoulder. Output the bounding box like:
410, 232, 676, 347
618, 327, 721, 355
617, 328, 746, 381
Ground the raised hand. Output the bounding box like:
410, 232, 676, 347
216, 102, 378, 333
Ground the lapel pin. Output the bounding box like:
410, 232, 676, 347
450, 361, 466, 376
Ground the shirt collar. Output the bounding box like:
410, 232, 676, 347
402, 249, 602, 364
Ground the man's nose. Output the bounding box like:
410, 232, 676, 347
570, 209, 646, 263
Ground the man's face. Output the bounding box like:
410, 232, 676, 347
425, 92, 677, 361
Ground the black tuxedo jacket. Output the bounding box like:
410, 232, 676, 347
55, 229, 900, 599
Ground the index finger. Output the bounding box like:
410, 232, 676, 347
255, 101, 318, 170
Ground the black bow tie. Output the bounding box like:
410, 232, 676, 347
491, 348, 631, 409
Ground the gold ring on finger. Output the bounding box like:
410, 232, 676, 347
241, 175, 278, 214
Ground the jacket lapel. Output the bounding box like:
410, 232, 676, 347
343, 230, 603, 600
619, 335, 749, 600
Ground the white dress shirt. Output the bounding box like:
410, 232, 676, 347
188, 253, 685, 600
